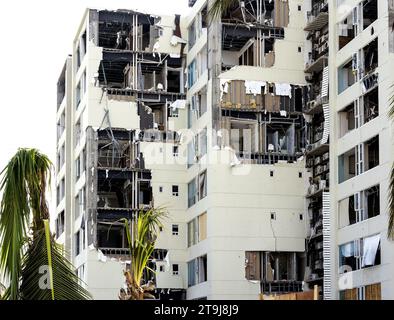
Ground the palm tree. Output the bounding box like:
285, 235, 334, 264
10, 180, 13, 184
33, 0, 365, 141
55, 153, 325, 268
388, 95, 394, 240
119, 208, 166, 300
209, 0, 238, 19
0, 148, 91, 300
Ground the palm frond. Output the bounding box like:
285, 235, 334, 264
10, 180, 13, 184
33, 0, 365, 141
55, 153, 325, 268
19, 230, 91, 300
208, 0, 238, 20
120, 208, 167, 300
0, 148, 50, 299
0, 148, 90, 300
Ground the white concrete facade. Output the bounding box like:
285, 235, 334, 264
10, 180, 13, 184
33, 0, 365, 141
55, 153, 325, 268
327, 0, 394, 300
54, 0, 394, 301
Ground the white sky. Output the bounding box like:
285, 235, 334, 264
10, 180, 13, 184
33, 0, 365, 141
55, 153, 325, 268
0, 0, 190, 206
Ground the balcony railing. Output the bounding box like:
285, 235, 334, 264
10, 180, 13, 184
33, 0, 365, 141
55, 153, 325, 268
261, 281, 304, 294
237, 152, 298, 165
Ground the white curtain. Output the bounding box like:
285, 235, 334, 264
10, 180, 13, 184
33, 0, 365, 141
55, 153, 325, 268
362, 234, 380, 267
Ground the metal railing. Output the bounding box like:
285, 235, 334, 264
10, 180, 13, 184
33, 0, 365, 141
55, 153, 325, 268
261, 281, 304, 294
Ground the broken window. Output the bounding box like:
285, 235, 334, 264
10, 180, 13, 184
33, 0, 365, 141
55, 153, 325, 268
97, 11, 154, 50
75, 188, 85, 220
339, 87, 378, 137
188, 178, 197, 208
57, 112, 66, 142
339, 234, 381, 273
76, 30, 87, 70
188, 19, 196, 49
187, 218, 198, 247
189, 87, 208, 128
188, 5, 208, 51
75, 149, 85, 181
187, 170, 207, 208
187, 128, 207, 167
57, 143, 65, 171
361, 38, 378, 77
75, 230, 81, 257
55, 211, 65, 238
167, 68, 183, 93
57, 64, 66, 109
75, 118, 82, 147
338, 14, 355, 50
338, 148, 356, 183
97, 139, 131, 169
337, 0, 377, 51
338, 102, 356, 137
188, 59, 197, 88
338, 59, 356, 94
363, 86, 379, 123
365, 135, 379, 170
219, 0, 289, 68
97, 223, 128, 249
198, 170, 207, 200
362, 0, 378, 30
245, 251, 303, 294
188, 255, 207, 287
97, 178, 125, 209
57, 178, 65, 205
76, 70, 86, 108
199, 128, 207, 158
338, 185, 380, 228
188, 212, 207, 247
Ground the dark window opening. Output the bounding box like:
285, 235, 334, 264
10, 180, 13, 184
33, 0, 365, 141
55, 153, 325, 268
75, 231, 81, 257
363, 0, 378, 30
172, 264, 179, 275
97, 224, 127, 249
363, 38, 378, 76
363, 86, 379, 123
167, 70, 181, 93
366, 136, 379, 170
172, 224, 179, 235
366, 185, 380, 219
172, 185, 179, 196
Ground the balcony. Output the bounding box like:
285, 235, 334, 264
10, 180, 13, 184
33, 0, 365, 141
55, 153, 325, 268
236, 152, 298, 165
305, 55, 328, 74
304, 0, 329, 32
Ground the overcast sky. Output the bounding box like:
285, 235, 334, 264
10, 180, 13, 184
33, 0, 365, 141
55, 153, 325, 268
0, 0, 190, 205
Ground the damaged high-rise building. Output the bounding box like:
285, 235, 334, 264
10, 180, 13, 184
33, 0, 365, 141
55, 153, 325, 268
55, 0, 394, 300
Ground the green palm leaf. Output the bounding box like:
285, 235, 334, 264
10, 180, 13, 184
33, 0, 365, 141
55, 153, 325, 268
0, 148, 91, 300
119, 208, 167, 300
19, 230, 91, 300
